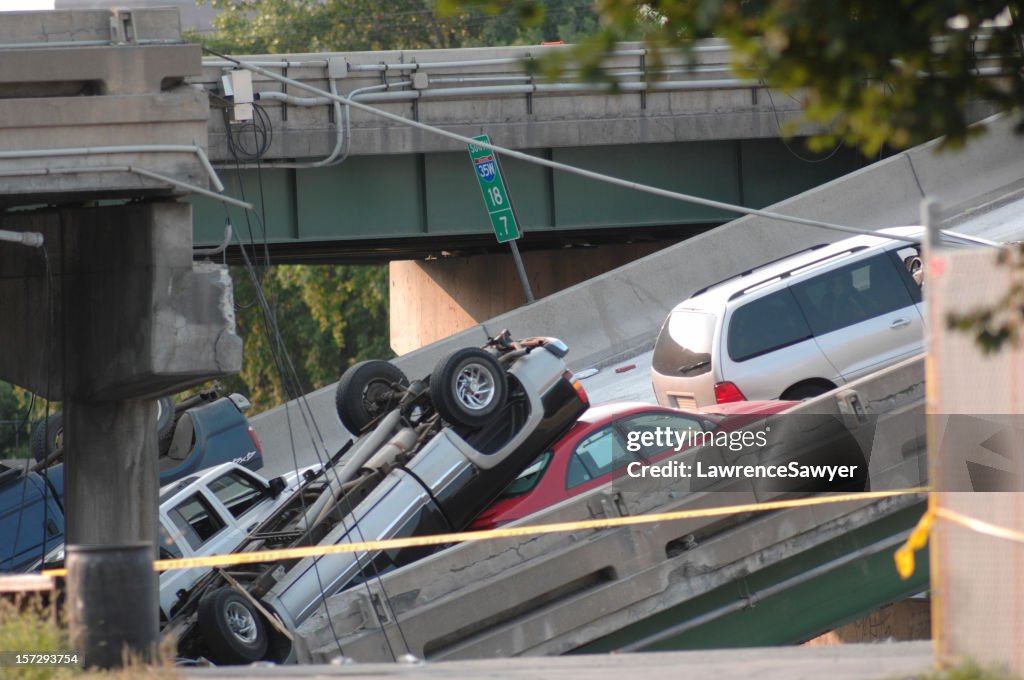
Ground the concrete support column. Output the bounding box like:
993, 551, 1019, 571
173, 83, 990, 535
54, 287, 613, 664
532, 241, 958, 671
389, 241, 667, 354
65, 400, 159, 668
64, 400, 158, 545
0, 201, 242, 668
65, 400, 159, 667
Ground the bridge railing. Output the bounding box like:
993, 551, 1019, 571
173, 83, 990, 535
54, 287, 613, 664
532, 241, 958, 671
195, 39, 805, 162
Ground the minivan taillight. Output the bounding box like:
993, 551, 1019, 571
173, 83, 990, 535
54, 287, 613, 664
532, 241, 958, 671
714, 381, 746, 404
565, 370, 589, 406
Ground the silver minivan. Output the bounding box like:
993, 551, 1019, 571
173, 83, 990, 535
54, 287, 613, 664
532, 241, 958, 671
651, 227, 935, 408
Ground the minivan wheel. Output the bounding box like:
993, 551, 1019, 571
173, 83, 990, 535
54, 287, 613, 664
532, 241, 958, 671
781, 382, 835, 401
197, 587, 268, 664
431, 347, 507, 427
336, 360, 409, 434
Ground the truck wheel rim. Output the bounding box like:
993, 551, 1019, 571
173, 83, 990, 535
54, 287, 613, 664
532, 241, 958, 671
225, 602, 258, 644
455, 363, 496, 411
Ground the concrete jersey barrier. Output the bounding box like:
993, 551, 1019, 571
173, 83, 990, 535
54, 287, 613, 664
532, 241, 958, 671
251, 113, 1024, 461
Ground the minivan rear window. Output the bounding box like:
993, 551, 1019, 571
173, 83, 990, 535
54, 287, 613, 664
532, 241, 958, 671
652, 311, 716, 377
727, 289, 811, 362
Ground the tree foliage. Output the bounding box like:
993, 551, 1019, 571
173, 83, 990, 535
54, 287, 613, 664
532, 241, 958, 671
946, 243, 1024, 353
461, 0, 1024, 156
219, 263, 393, 413
0, 382, 37, 458
196, 0, 599, 53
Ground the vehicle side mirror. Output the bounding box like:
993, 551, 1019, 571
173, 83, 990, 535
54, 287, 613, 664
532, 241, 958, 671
267, 476, 286, 498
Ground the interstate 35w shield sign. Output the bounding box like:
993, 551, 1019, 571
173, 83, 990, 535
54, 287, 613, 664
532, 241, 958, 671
467, 134, 520, 243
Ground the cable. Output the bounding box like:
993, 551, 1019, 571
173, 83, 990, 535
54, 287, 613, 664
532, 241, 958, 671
231, 230, 353, 660
201, 46, 931, 246
222, 103, 273, 162
230, 223, 414, 659
38, 244, 54, 570
8, 236, 56, 573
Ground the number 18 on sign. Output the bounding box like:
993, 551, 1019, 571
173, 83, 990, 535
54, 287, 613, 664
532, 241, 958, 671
468, 134, 520, 243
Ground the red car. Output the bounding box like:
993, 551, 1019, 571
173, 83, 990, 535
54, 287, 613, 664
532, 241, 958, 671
471, 400, 797, 530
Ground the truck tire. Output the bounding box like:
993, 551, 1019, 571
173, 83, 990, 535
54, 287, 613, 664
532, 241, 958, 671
431, 347, 507, 428
29, 412, 63, 465
336, 360, 409, 434
197, 587, 268, 664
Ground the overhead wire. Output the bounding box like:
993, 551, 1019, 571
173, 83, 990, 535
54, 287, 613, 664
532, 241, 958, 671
224, 129, 414, 656
201, 46, 938, 246
230, 231, 413, 659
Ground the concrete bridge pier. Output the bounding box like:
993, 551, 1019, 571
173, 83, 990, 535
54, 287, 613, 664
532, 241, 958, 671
389, 241, 665, 353
0, 201, 242, 668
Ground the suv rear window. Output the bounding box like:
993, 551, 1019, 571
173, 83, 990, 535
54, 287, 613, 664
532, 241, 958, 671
652, 311, 716, 377
727, 289, 811, 362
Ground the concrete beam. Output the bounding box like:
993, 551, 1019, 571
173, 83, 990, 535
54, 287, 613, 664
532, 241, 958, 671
0, 8, 183, 46
0, 45, 201, 95
389, 242, 665, 354
0, 202, 242, 401
196, 41, 812, 162
0, 10, 210, 206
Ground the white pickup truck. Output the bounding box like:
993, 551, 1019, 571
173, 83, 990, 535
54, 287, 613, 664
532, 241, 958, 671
157, 462, 320, 621
36, 461, 321, 629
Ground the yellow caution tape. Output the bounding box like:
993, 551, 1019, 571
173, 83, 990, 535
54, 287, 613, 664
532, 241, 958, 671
893, 505, 1024, 580
894, 508, 934, 579
935, 506, 1024, 544
41, 487, 927, 579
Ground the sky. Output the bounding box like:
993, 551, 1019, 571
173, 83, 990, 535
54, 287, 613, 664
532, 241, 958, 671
1, 1, 56, 11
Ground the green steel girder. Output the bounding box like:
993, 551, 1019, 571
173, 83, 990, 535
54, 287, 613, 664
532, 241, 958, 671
192, 139, 871, 259
572, 501, 930, 653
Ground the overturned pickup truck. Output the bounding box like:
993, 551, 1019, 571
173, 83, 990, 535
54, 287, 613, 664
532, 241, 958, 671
165, 332, 588, 664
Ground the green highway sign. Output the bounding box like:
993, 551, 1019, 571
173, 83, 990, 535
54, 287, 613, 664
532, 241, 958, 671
468, 134, 520, 243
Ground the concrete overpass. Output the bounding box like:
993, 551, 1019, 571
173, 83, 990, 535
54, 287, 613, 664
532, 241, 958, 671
190, 42, 901, 350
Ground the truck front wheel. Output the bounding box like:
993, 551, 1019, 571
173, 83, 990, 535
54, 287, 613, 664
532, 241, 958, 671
197, 587, 268, 664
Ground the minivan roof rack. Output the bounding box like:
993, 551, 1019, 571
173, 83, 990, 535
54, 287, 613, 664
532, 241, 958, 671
689, 243, 828, 299
727, 245, 869, 302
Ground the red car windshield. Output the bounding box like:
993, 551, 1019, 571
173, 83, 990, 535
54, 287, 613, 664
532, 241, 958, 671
497, 450, 554, 499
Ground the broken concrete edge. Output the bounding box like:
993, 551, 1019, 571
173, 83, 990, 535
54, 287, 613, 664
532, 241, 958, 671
0, 202, 242, 401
